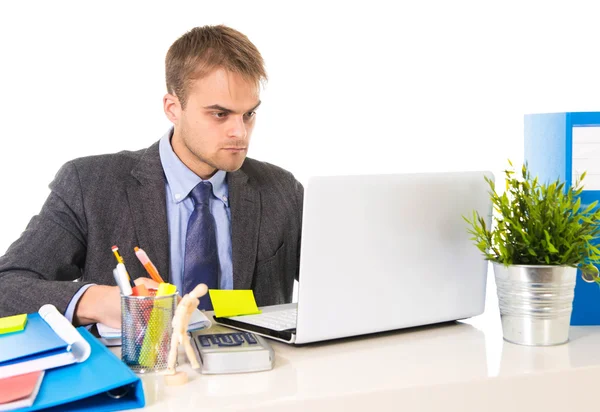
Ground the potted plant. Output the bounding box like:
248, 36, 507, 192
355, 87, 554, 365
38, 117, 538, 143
465, 161, 600, 346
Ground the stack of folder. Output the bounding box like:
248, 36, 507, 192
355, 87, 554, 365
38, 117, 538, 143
0, 305, 145, 411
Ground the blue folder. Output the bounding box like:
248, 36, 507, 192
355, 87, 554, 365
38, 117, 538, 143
524, 111, 600, 324
21, 327, 145, 411
0, 314, 69, 371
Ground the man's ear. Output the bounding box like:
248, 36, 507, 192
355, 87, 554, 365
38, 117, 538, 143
163, 93, 182, 124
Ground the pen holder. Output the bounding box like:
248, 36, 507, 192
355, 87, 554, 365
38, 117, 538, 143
121, 290, 177, 373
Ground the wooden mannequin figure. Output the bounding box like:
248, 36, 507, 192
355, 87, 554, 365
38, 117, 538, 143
164, 283, 208, 386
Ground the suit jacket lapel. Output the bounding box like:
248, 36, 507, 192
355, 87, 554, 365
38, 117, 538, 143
126, 142, 171, 282
228, 169, 260, 290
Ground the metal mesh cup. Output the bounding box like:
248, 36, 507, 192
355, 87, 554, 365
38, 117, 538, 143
121, 291, 177, 373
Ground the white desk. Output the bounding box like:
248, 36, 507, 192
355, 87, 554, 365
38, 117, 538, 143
113, 290, 600, 411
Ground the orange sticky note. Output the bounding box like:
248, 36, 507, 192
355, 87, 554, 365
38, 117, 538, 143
0, 314, 27, 335
209, 290, 262, 318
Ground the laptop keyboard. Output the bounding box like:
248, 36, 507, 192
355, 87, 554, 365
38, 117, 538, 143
229, 308, 297, 331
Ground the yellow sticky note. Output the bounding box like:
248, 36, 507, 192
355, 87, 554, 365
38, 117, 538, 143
209, 290, 262, 318
0, 314, 27, 335
156, 282, 176, 296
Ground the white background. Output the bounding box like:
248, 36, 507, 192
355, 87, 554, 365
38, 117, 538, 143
1, 0, 600, 252
2, 1, 600, 376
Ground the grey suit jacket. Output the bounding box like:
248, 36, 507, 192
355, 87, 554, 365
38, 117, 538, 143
0, 141, 303, 317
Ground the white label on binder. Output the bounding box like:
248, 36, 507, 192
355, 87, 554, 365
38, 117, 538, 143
572, 126, 600, 190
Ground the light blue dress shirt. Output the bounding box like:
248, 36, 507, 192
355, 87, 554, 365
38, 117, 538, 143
65, 129, 234, 324
65, 284, 93, 324
159, 129, 233, 292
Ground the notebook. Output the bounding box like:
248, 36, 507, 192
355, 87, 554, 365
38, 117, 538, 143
21, 327, 144, 411
215, 171, 494, 344
97, 307, 211, 346
0, 305, 90, 379
0, 371, 44, 411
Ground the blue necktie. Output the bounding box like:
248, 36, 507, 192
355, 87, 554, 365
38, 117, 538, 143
183, 181, 219, 309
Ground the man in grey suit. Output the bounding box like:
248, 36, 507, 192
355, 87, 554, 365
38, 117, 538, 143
0, 25, 303, 328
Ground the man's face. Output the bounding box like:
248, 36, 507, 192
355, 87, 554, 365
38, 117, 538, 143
167, 68, 261, 179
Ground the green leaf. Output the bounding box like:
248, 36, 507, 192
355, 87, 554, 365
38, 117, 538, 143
573, 197, 581, 214
583, 201, 599, 214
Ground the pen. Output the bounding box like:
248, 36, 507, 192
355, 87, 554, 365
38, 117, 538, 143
113, 267, 132, 296
134, 246, 165, 283
111, 245, 148, 296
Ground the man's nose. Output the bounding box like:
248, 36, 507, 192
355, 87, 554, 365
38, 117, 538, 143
227, 116, 247, 139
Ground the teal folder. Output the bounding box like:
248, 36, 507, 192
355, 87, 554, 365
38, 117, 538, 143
22, 327, 145, 411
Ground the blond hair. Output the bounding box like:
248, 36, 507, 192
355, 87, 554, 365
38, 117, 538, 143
166, 25, 267, 109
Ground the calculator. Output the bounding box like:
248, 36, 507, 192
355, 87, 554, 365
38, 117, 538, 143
190, 324, 274, 374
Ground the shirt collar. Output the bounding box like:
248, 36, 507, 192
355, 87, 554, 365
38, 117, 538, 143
159, 128, 229, 206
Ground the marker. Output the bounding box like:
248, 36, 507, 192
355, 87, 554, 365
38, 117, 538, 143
134, 246, 165, 283
113, 267, 132, 296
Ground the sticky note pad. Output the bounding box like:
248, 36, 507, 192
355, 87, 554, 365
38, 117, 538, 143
0, 314, 27, 335
209, 290, 262, 318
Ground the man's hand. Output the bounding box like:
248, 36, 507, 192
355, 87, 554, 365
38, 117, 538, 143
73, 277, 160, 328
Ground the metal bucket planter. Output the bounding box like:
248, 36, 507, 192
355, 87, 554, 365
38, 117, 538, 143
493, 263, 577, 346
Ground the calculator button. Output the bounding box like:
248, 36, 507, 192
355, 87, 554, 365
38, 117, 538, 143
217, 334, 242, 347
199, 336, 212, 347
232, 334, 244, 344
243, 333, 258, 344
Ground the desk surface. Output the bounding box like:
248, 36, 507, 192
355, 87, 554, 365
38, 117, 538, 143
114, 284, 600, 412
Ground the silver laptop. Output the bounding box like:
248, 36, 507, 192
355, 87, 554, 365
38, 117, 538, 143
215, 171, 493, 344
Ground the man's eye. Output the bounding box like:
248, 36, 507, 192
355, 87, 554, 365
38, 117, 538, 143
214, 112, 227, 119
245, 111, 256, 118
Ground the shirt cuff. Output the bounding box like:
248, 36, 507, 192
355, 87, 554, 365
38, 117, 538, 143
64, 284, 96, 325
